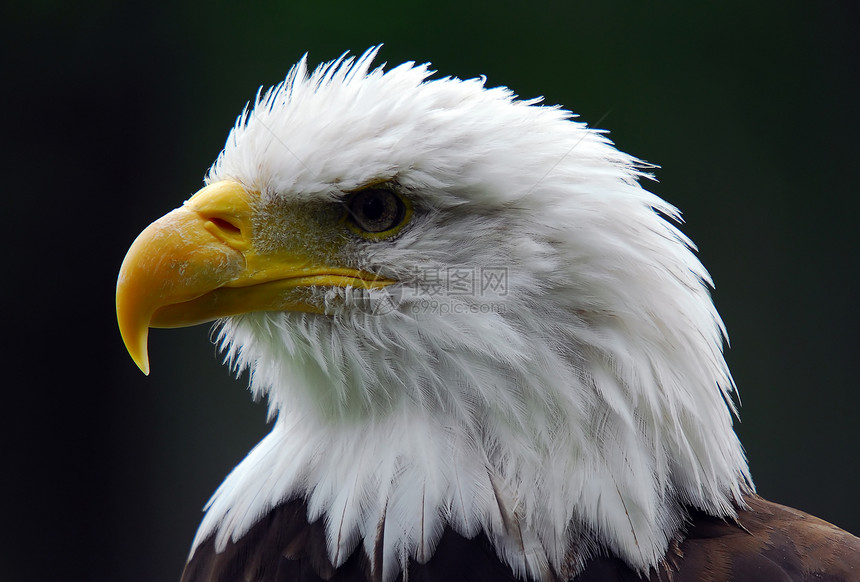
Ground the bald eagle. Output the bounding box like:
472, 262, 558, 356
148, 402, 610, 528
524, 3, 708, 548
117, 48, 860, 581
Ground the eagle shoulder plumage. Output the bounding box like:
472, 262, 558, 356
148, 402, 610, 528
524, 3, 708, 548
116, 48, 860, 581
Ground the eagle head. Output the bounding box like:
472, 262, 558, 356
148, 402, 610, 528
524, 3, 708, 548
117, 48, 751, 580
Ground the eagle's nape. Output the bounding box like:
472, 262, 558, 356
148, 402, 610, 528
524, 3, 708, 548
116, 48, 860, 581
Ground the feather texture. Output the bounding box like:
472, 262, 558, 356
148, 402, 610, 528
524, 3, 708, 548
183, 495, 860, 582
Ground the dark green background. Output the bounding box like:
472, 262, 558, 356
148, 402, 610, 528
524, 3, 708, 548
5, 2, 858, 581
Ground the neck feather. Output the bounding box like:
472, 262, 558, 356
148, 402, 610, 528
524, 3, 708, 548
192, 292, 751, 578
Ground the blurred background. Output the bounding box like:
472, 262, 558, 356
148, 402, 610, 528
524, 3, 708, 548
4, 1, 858, 581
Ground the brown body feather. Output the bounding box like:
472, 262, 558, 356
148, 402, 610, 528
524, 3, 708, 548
182, 495, 860, 582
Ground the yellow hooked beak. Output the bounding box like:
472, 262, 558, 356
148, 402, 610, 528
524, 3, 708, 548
116, 180, 393, 375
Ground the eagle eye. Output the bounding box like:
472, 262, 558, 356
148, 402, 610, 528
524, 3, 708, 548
344, 188, 410, 237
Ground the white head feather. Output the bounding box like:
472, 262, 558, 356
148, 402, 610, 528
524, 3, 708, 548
190, 48, 752, 580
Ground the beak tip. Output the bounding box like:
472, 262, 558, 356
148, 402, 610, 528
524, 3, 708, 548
117, 313, 152, 376
135, 356, 151, 376
125, 333, 151, 376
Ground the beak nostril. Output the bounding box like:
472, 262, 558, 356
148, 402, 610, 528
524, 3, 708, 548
210, 217, 242, 235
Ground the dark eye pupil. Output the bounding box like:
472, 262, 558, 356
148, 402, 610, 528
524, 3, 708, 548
362, 197, 385, 221
346, 188, 406, 234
